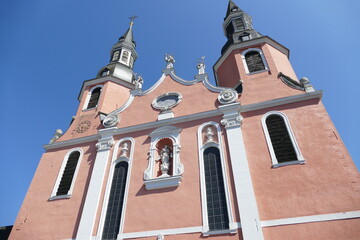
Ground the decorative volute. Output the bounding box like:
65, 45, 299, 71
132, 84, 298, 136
222, 0, 262, 54
97, 16, 138, 84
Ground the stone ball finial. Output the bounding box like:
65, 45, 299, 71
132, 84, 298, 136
300, 77, 310, 85
55, 129, 63, 135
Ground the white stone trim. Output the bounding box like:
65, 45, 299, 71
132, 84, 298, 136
97, 137, 135, 240
143, 126, 183, 190
121, 226, 203, 239
241, 48, 269, 74
261, 211, 360, 227
49, 148, 84, 200
82, 85, 103, 110
261, 111, 305, 167
219, 104, 264, 240
197, 121, 237, 234
75, 128, 117, 240
44, 92, 322, 151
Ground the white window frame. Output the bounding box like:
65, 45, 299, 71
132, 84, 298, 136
97, 137, 135, 240
241, 48, 269, 74
82, 85, 103, 110
49, 148, 83, 200
197, 121, 237, 235
143, 126, 184, 190
261, 111, 305, 168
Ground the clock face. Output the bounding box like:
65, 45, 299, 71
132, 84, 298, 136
76, 120, 91, 133
152, 92, 183, 111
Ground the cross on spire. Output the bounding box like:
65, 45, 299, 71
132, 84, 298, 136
128, 15, 138, 27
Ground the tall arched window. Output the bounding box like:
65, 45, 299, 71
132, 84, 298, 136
50, 149, 83, 200
86, 87, 102, 109
262, 111, 305, 167
241, 48, 269, 74
101, 161, 128, 240
204, 147, 229, 231
197, 122, 236, 235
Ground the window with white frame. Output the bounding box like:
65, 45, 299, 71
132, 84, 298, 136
83, 85, 103, 110
241, 48, 269, 74
49, 148, 83, 200
262, 111, 305, 167
197, 122, 236, 235
143, 126, 184, 190
98, 138, 134, 240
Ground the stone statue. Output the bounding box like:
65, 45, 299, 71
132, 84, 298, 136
197, 56, 206, 74
157, 234, 164, 240
205, 127, 214, 143
164, 54, 175, 69
134, 75, 144, 89
49, 129, 63, 144
159, 145, 172, 176
120, 142, 129, 157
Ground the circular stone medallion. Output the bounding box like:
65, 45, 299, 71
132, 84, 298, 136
76, 120, 91, 133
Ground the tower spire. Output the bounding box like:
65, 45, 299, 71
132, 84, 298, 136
96, 17, 139, 85
221, 0, 262, 54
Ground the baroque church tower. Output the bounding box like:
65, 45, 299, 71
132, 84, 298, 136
9, 1, 360, 240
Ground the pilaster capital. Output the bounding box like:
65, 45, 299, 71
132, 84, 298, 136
218, 103, 243, 129
96, 139, 114, 151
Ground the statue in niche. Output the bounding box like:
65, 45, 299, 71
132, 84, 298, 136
205, 127, 214, 143
120, 142, 129, 157
159, 145, 172, 177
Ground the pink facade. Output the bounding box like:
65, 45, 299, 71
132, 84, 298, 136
9, 1, 360, 240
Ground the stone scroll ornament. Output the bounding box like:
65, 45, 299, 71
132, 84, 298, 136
218, 89, 238, 105
102, 114, 119, 128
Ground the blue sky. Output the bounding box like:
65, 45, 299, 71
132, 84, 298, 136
0, 0, 359, 227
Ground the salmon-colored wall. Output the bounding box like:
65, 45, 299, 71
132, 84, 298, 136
263, 218, 360, 240
242, 99, 360, 221
9, 143, 97, 240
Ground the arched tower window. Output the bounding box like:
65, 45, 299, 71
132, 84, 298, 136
83, 85, 103, 110
102, 161, 128, 240
262, 111, 305, 167
50, 149, 83, 200
241, 48, 269, 74
197, 122, 236, 235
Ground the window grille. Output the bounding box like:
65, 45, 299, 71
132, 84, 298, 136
245, 51, 265, 73
56, 151, 80, 196
87, 87, 101, 109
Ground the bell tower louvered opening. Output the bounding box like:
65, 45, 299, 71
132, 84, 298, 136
266, 115, 297, 163
56, 151, 80, 196
87, 87, 102, 109
245, 51, 265, 73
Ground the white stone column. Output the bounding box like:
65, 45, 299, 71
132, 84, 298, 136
76, 128, 116, 240
219, 103, 264, 240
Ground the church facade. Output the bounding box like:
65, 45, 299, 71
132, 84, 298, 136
9, 1, 360, 240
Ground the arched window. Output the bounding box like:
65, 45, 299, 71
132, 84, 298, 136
50, 149, 83, 200
197, 122, 236, 235
83, 85, 102, 110
101, 161, 128, 240
262, 112, 305, 167
98, 138, 134, 240
241, 48, 269, 74
204, 147, 229, 231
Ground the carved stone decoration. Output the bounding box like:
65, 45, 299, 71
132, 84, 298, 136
134, 74, 144, 90
164, 54, 175, 69
218, 89, 238, 105
120, 142, 129, 158
173, 145, 184, 175
95, 140, 114, 151
103, 114, 119, 128
152, 92, 183, 112
144, 148, 155, 180
157, 234, 164, 240
300, 77, 315, 93
76, 120, 91, 133
278, 72, 305, 91
221, 115, 243, 128
49, 129, 63, 144
197, 56, 206, 75
205, 127, 214, 143
159, 145, 172, 177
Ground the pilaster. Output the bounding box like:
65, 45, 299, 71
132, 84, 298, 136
219, 103, 264, 240
76, 127, 117, 240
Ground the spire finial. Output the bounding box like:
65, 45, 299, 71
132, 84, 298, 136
128, 15, 138, 28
